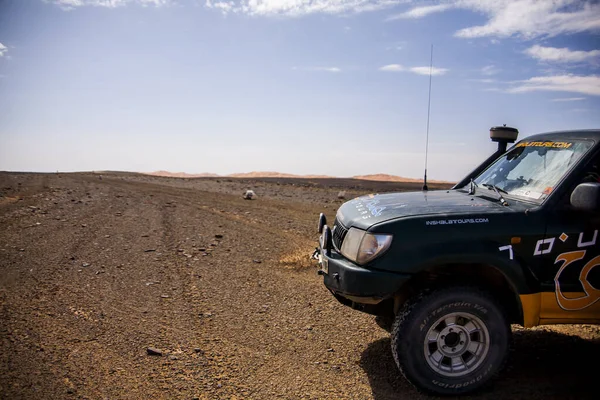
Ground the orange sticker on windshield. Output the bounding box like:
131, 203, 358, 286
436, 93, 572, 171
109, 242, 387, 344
516, 141, 573, 149
543, 187, 553, 195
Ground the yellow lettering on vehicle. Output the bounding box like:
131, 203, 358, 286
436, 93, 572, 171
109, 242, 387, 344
519, 238, 600, 327
554, 251, 600, 311
516, 141, 573, 149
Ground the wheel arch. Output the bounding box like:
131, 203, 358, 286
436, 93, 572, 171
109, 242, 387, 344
394, 262, 525, 325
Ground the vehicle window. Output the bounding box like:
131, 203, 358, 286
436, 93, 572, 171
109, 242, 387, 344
579, 155, 600, 184
473, 140, 594, 202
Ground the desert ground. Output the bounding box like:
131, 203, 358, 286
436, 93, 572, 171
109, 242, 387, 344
0, 171, 598, 399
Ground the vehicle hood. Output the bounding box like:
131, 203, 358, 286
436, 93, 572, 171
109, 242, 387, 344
335, 190, 532, 230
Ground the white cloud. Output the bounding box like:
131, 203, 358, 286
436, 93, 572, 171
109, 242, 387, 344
508, 74, 600, 96
409, 66, 448, 75
205, 0, 407, 16
551, 97, 585, 102
48, 0, 600, 40
386, 1, 600, 39
469, 78, 496, 83
0, 42, 7, 57
208, 0, 235, 13
379, 64, 404, 72
293, 66, 342, 72
47, 0, 173, 9
379, 64, 448, 75
524, 45, 600, 63
47, 0, 84, 9
386, 3, 451, 20
481, 65, 500, 76
456, 0, 600, 39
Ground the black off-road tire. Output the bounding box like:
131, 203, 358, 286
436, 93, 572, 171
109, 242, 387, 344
391, 287, 510, 395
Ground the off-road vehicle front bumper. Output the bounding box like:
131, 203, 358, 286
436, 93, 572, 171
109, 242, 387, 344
315, 225, 410, 309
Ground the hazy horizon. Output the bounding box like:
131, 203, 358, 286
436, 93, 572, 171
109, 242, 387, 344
1, 1, 599, 181
0, 169, 456, 182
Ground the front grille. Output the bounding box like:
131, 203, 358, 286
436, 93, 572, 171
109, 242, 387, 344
332, 218, 348, 250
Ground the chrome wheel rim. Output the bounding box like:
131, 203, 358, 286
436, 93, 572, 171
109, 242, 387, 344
423, 312, 490, 377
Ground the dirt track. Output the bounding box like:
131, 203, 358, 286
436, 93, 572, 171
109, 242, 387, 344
0, 172, 598, 399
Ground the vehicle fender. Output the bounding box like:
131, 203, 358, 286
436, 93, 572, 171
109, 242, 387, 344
373, 239, 533, 295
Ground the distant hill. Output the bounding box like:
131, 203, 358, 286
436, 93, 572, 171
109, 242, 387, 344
228, 171, 333, 179
147, 171, 220, 178
145, 171, 452, 183
352, 174, 451, 184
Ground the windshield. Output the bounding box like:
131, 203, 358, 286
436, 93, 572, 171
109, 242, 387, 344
472, 139, 594, 203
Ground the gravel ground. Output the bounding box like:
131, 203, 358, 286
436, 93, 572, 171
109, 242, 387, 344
0, 171, 598, 399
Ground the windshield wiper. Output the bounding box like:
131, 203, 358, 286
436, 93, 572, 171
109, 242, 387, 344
482, 184, 509, 206
469, 178, 478, 195
483, 183, 508, 194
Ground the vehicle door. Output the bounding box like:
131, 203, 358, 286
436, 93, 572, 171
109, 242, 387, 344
540, 150, 600, 323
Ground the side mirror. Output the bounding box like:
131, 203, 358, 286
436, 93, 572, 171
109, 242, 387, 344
571, 183, 600, 211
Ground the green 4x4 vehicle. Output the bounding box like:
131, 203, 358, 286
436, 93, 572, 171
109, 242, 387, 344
315, 127, 600, 395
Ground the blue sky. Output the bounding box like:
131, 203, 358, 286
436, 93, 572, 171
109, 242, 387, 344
0, 0, 599, 181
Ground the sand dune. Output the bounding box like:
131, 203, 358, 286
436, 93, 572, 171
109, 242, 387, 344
146, 170, 452, 183
228, 171, 333, 179
352, 173, 451, 184
146, 170, 220, 178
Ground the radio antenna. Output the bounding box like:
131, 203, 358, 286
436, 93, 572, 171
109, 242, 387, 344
423, 44, 433, 191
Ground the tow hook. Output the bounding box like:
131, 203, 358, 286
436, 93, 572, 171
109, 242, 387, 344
312, 247, 320, 260
318, 272, 338, 281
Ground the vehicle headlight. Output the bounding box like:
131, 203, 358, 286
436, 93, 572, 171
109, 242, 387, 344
340, 227, 393, 265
